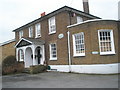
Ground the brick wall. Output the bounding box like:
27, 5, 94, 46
0, 41, 15, 65
14, 9, 100, 66
68, 20, 119, 65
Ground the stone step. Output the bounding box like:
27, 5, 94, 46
22, 68, 30, 73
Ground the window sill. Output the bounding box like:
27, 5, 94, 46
19, 59, 24, 62
35, 36, 41, 38
49, 31, 56, 35
100, 52, 116, 55
49, 58, 57, 61
73, 53, 85, 57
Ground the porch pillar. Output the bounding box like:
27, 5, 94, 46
16, 48, 18, 61
32, 45, 36, 66
23, 48, 26, 63
42, 45, 45, 65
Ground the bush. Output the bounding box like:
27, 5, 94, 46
30, 65, 47, 74
2, 55, 24, 75
2, 55, 17, 68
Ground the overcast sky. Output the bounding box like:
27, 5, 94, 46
0, 0, 119, 43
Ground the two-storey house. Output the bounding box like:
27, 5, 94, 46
13, 5, 120, 74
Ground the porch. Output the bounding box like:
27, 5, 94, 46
15, 38, 45, 68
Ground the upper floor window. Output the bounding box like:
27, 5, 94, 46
29, 26, 33, 38
48, 16, 56, 34
73, 32, 85, 56
49, 43, 57, 60
77, 16, 83, 23
19, 30, 23, 39
35, 23, 41, 38
98, 29, 115, 55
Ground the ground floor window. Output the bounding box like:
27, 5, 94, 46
98, 29, 115, 55
49, 43, 57, 60
19, 49, 24, 61
72, 32, 85, 56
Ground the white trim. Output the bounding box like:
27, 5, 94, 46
15, 38, 32, 48
29, 26, 33, 38
19, 30, 23, 39
35, 23, 41, 38
0, 39, 15, 46
98, 29, 115, 55
49, 43, 57, 60
49, 58, 57, 60
48, 16, 56, 35
49, 63, 119, 74
67, 31, 71, 72
19, 49, 24, 61
72, 32, 85, 57
67, 19, 117, 28
49, 31, 56, 35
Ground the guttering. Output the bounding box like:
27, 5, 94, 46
67, 31, 71, 72
0, 39, 15, 46
67, 19, 118, 28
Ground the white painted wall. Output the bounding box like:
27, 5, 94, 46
25, 47, 33, 68
16, 44, 45, 68
50, 63, 119, 74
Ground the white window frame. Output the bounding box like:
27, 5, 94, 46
77, 16, 83, 23
29, 26, 33, 37
48, 16, 56, 34
19, 30, 23, 39
72, 32, 85, 57
19, 49, 24, 61
35, 23, 41, 38
49, 43, 57, 60
98, 29, 115, 55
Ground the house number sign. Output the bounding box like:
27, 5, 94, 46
92, 51, 99, 54
58, 33, 64, 39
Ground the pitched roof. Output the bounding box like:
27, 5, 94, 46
13, 6, 101, 32
15, 38, 45, 48
0, 39, 15, 46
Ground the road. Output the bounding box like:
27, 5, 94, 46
2, 72, 119, 88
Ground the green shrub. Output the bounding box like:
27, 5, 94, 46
30, 65, 47, 74
2, 63, 24, 75
2, 55, 24, 75
2, 55, 17, 68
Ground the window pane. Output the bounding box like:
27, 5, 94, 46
99, 30, 112, 53
49, 17, 56, 34
50, 43, 57, 59
74, 32, 85, 55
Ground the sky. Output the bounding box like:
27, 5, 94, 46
0, 0, 120, 43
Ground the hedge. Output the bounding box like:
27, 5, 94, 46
2, 55, 24, 75
29, 65, 47, 74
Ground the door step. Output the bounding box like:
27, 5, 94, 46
22, 68, 30, 73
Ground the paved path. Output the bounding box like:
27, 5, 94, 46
2, 72, 119, 88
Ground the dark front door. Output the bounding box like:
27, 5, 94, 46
37, 48, 41, 64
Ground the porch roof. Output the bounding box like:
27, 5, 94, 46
15, 38, 45, 48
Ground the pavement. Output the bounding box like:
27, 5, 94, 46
2, 71, 119, 88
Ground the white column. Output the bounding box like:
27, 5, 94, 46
42, 45, 45, 65
16, 48, 19, 61
32, 45, 36, 66
23, 47, 26, 62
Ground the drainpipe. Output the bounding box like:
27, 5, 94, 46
67, 31, 72, 72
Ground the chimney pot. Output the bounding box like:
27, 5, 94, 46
41, 12, 46, 17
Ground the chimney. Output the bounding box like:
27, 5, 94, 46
41, 12, 46, 17
83, 0, 89, 13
